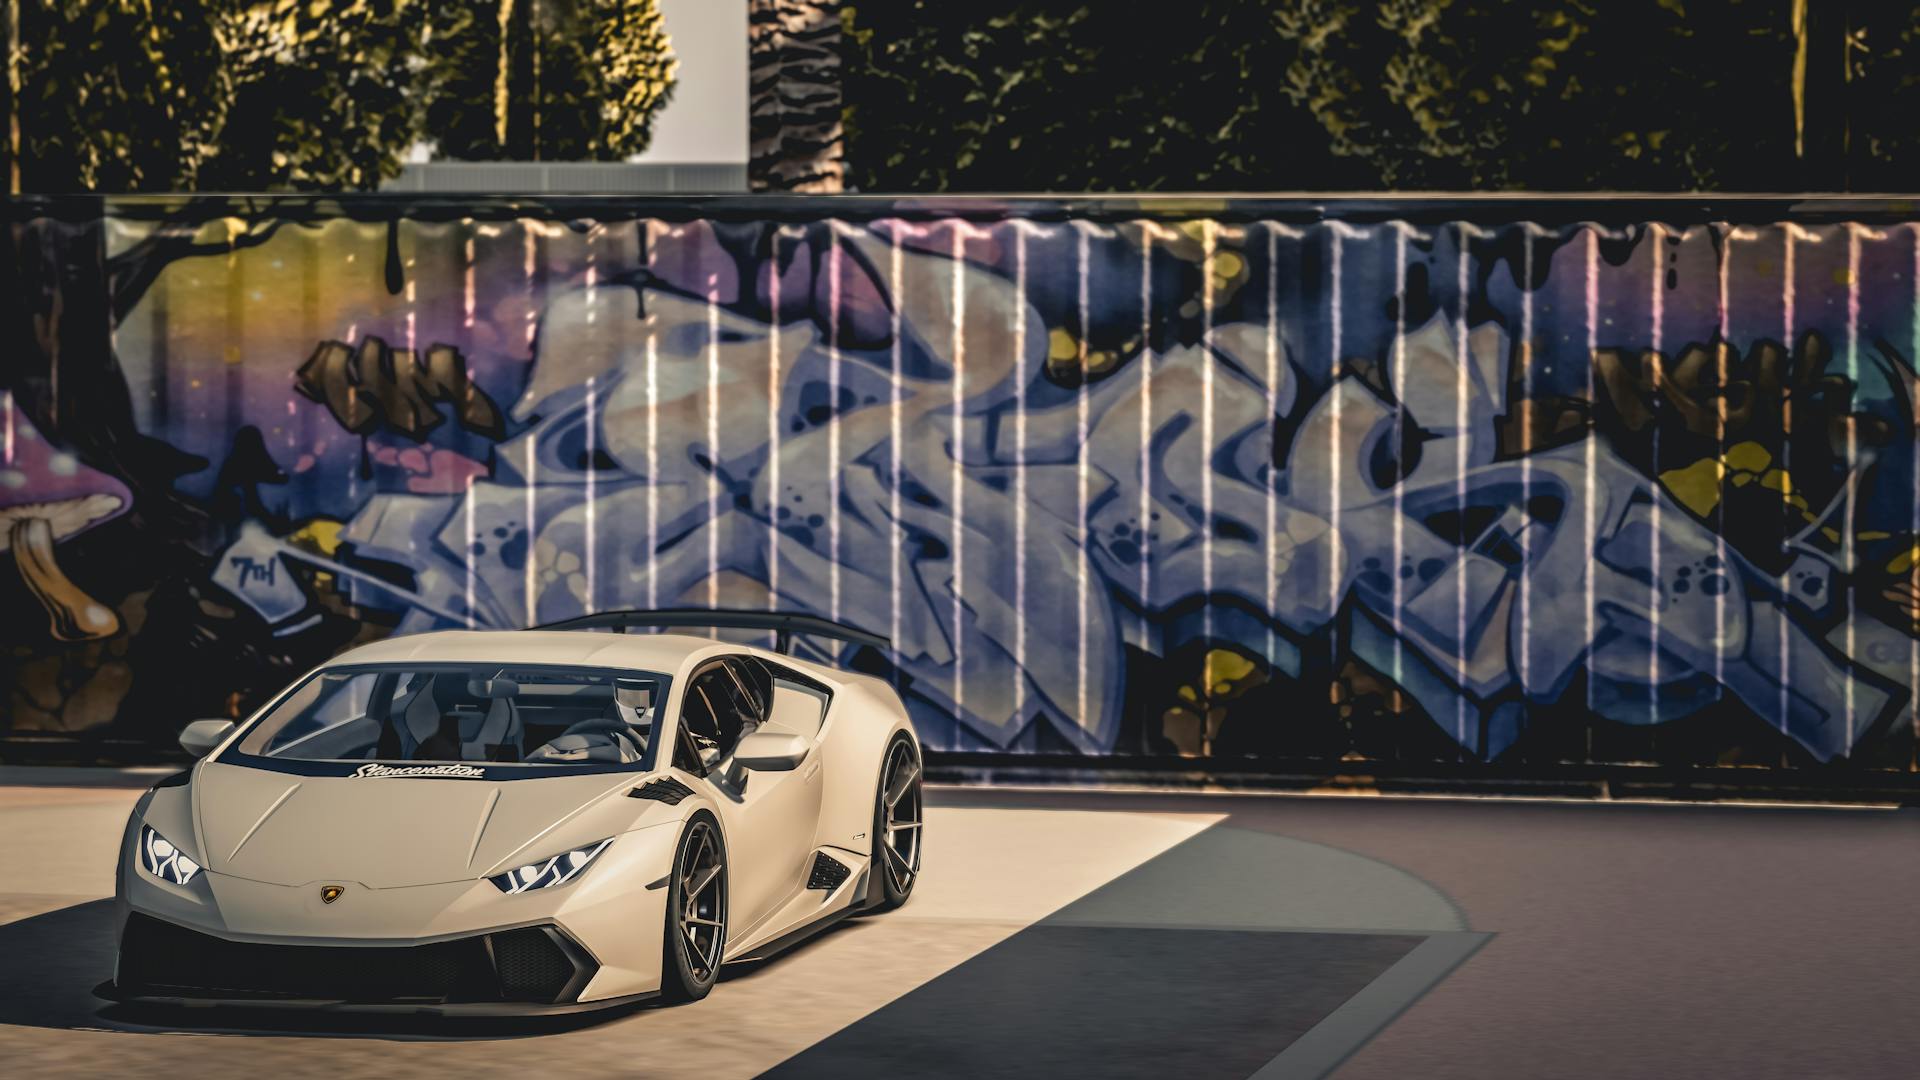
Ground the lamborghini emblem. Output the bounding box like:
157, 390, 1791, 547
321, 885, 345, 904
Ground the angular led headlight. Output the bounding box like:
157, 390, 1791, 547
490, 838, 614, 894
138, 825, 202, 886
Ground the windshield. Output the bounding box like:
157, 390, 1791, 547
222, 663, 670, 774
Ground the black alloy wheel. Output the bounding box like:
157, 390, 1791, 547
870, 735, 922, 911
662, 814, 727, 1002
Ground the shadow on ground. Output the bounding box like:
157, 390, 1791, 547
0, 899, 642, 1040
0, 897, 865, 1040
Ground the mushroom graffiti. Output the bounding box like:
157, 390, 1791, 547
0, 396, 129, 641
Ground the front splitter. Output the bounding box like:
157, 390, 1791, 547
95, 980, 658, 1018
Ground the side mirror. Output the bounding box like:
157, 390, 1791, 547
179, 719, 236, 758
734, 731, 808, 772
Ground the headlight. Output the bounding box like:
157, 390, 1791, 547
489, 838, 613, 893
138, 825, 202, 886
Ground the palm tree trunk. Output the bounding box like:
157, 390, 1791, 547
749, 0, 845, 192
6, 0, 20, 193
1797, 0, 1858, 190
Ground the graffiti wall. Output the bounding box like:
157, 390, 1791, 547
5, 195, 1920, 775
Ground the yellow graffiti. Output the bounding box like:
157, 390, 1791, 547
1660, 441, 1780, 518
1204, 648, 1258, 695
1722, 441, 1771, 473
1046, 326, 1122, 381
1888, 544, 1920, 576
287, 518, 345, 556
1047, 327, 1078, 364
286, 518, 345, 588
1162, 647, 1269, 756
1660, 457, 1727, 518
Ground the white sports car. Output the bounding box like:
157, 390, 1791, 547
101, 611, 924, 1013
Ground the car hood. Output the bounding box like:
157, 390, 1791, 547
190, 762, 652, 888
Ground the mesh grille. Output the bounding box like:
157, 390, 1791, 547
491, 928, 577, 1002
118, 914, 590, 1005
807, 852, 852, 891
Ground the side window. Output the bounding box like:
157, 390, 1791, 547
674, 660, 766, 773
718, 659, 768, 741
675, 667, 725, 773
759, 664, 830, 740
671, 726, 704, 774
731, 658, 772, 726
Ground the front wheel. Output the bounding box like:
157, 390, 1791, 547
867, 735, 922, 912
660, 813, 727, 1003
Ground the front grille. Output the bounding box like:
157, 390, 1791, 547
118, 913, 591, 1005
492, 927, 579, 1000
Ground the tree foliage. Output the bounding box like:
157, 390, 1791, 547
844, 1, 1868, 192
847, 1, 1345, 191
15, 0, 433, 191
21, 0, 242, 191
423, 0, 677, 162
8, 0, 678, 193
1266, 0, 1802, 190
1848, 4, 1920, 190
201, 0, 429, 190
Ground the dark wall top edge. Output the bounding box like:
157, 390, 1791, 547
5, 191, 1920, 227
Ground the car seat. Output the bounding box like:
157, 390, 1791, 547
398, 673, 525, 762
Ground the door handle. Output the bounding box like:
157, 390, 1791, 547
802, 760, 821, 782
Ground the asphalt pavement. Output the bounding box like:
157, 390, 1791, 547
3, 768, 1917, 1078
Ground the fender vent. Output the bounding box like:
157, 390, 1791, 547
807, 852, 852, 891
629, 777, 694, 804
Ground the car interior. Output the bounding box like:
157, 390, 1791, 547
675, 659, 767, 776
251, 667, 668, 766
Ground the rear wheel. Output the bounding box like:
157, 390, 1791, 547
660, 813, 727, 1003
867, 735, 922, 912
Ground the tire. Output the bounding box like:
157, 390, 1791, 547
866, 734, 922, 912
660, 812, 727, 1003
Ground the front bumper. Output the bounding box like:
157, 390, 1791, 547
104, 911, 609, 1011
108, 812, 684, 1011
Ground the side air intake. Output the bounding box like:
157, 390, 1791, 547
807, 852, 852, 891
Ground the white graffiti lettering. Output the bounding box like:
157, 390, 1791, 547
350, 762, 486, 779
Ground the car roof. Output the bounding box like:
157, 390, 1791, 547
324, 629, 731, 674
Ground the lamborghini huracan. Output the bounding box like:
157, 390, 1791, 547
100, 611, 924, 1013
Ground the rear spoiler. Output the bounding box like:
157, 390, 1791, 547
532, 609, 890, 656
